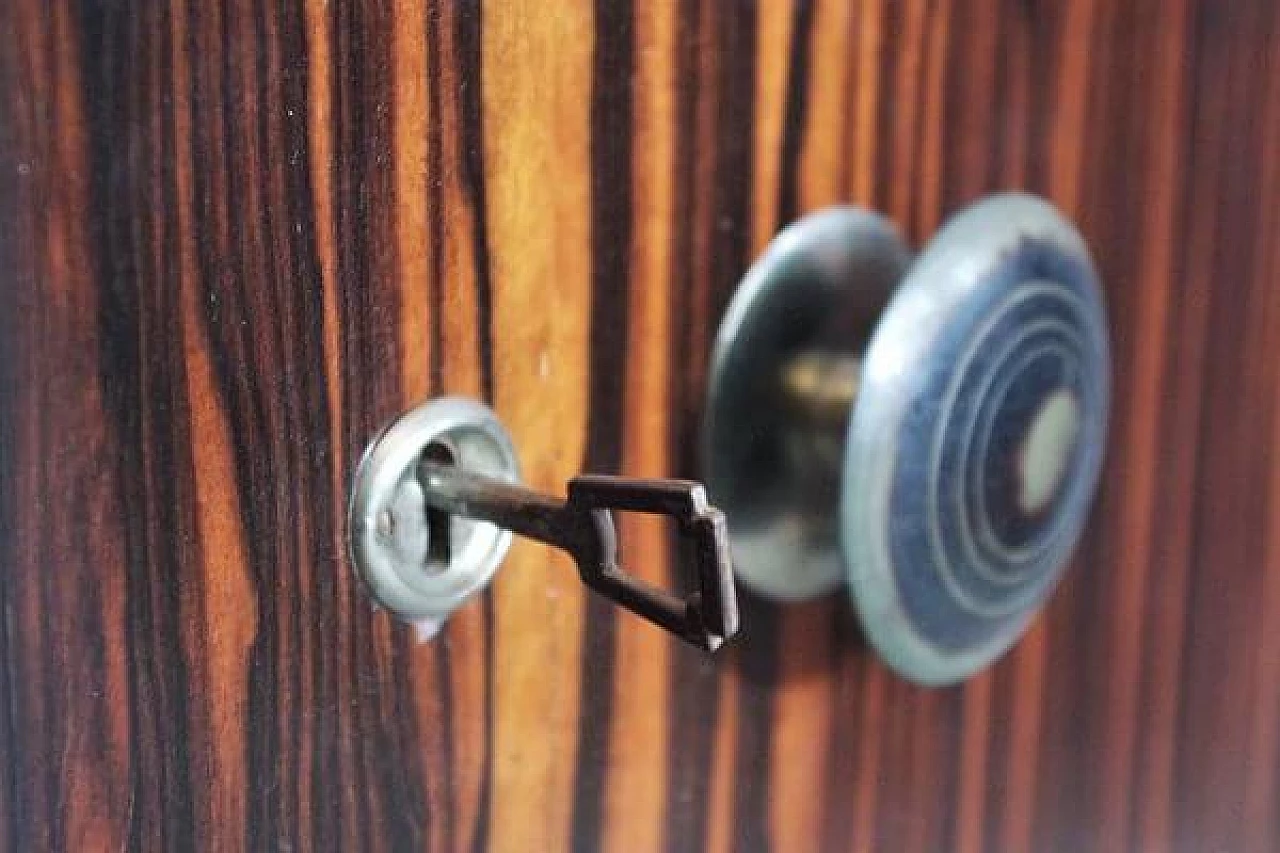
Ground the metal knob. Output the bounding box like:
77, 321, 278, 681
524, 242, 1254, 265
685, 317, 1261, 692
704, 193, 1110, 684
348, 397, 739, 651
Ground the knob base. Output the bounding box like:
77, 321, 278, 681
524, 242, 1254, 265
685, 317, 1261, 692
703, 208, 911, 601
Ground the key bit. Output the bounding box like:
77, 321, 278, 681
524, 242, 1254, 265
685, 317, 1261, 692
416, 460, 739, 651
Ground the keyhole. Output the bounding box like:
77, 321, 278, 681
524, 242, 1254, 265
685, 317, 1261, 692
422, 440, 456, 573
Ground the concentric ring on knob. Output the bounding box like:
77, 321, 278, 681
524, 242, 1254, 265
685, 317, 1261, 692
843, 194, 1109, 685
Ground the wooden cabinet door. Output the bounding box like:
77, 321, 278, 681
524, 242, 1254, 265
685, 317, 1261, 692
3, 1, 1278, 850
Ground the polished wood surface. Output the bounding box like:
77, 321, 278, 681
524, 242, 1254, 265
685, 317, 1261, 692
3, 1, 1279, 850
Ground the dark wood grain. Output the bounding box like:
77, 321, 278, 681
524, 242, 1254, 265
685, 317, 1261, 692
3, 0, 1280, 851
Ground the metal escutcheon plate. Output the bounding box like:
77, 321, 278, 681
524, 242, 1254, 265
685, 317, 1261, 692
348, 397, 520, 632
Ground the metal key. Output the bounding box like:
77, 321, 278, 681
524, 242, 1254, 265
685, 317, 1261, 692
416, 460, 739, 651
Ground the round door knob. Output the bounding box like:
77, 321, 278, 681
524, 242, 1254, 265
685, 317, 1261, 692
704, 193, 1110, 685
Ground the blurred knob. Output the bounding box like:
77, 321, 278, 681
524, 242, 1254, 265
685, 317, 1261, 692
704, 193, 1110, 685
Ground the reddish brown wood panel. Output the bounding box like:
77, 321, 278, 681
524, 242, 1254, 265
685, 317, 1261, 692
2, 1, 1279, 851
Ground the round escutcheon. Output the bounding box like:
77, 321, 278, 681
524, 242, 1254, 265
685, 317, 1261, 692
347, 397, 520, 632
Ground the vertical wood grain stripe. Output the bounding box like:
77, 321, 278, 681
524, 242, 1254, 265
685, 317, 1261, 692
663, 5, 726, 852
80, 3, 199, 848
172, 0, 256, 846
484, 3, 593, 852
1173, 6, 1279, 851
1092, 0, 1177, 848
2, 1, 1280, 851
1244, 19, 1280, 851
569, 1, 633, 849
0, 2, 20, 843
765, 3, 843, 852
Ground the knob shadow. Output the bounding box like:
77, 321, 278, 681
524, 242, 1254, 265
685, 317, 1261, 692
724, 585, 876, 687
